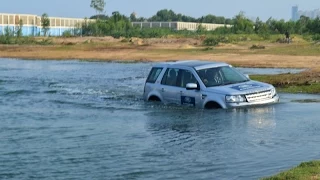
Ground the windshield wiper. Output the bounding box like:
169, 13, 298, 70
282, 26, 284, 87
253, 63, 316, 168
222, 82, 235, 85
222, 80, 249, 86
239, 80, 250, 83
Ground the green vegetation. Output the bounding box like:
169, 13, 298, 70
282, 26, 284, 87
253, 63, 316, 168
251, 72, 320, 94
90, 0, 106, 17
78, 9, 320, 40
62, 30, 73, 37
250, 44, 266, 49
262, 161, 320, 180
41, 13, 50, 36
0, 20, 52, 45
15, 19, 23, 38
0, 28, 52, 45
144, 9, 233, 24
2, 8, 320, 45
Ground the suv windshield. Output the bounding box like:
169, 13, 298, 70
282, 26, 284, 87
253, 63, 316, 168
197, 66, 249, 87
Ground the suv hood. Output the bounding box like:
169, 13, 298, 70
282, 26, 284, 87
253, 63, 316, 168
205, 81, 273, 95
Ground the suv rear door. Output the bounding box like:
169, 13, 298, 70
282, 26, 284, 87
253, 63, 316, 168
160, 68, 202, 107
160, 68, 180, 104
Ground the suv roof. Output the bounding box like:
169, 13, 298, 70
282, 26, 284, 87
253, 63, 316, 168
154, 60, 229, 70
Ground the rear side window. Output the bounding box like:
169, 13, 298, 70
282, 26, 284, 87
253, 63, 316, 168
161, 68, 179, 86
146, 67, 163, 83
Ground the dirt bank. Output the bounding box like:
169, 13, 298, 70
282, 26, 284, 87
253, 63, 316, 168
0, 36, 319, 70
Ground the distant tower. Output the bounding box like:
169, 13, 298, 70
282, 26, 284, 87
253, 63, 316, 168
292, 5, 299, 21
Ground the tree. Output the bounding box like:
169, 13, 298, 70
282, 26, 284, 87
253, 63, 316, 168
130, 12, 137, 22
149, 9, 177, 22
196, 24, 206, 33
15, 19, 23, 37
296, 15, 310, 34
112, 11, 121, 23
90, 0, 106, 16
41, 13, 50, 36
232, 12, 254, 33
254, 17, 269, 34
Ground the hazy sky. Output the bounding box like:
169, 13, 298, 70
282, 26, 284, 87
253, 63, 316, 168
0, 0, 319, 21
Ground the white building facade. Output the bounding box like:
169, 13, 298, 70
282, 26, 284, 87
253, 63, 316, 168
0, 13, 93, 36
132, 22, 231, 31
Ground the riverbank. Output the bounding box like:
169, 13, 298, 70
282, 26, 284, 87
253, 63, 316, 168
0, 36, 319, 93
262, 161, 320, 179
0, 36, 319, 69
251, 70, 320, 94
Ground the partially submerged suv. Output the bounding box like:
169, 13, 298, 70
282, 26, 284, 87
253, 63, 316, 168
143, 60, 279, 109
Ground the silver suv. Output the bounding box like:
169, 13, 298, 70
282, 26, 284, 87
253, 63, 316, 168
143, 60, 279, 109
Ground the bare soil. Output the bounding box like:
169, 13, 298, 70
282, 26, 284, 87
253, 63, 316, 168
0, 36, 319, 71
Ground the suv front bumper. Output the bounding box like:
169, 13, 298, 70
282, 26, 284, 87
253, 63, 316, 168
226, 95, 280, 109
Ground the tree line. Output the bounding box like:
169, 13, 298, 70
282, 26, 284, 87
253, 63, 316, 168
2, 0, 320, 42
81, 9, 320, 38
130, 9, 233, 24
86, 0, 320, 38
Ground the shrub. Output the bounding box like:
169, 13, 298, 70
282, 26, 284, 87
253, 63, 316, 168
202, 47, 214, 51
62, 30, 73, 37
0, 27, 14, 44
203, 37, 219, 46
312, 34, 320, 41
250, 44, 265, 49
203, 36, 229, 46
37, 38, 53, 45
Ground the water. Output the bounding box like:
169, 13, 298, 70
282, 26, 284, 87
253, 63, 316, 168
0, 59, 319, 180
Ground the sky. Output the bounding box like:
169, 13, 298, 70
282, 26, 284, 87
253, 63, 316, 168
0, 0, 319, 21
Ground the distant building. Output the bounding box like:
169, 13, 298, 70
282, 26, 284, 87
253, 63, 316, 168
299, 9, 320, 19
0, 13, 93, 36
292, 6, 320, 21
292, 6, 299, 21
132, 22, 231, 31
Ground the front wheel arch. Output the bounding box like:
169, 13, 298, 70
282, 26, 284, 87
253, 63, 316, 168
148, 95, 161, 102
205, 101, 222, 109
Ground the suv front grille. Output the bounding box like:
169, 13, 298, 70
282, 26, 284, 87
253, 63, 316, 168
245, 90, 272, 102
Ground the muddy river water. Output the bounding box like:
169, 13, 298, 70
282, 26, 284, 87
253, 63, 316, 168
0, 59, 319, 180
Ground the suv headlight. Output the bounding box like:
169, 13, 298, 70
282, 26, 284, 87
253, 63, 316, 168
226, 95, 247, 103
270, 88, 277, 97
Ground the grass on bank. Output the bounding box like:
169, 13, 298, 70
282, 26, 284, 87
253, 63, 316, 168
262, 161, 320, 180
251, 71, 320, 94
0, 35, 53, 45
2, 34, 320, 56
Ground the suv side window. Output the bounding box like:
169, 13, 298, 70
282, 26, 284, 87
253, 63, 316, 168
146, 67, 163, 83
161, 68, 179, 86
179, 69, 198, 88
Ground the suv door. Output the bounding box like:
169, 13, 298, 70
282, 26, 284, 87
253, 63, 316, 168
160, 68, 181, 104
178, 69, 203, 107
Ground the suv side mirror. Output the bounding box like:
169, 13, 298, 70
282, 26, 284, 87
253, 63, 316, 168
244, 74, 250, 79
186, 83, 198, 90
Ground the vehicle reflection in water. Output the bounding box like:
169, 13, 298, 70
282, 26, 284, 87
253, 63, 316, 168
143, 105, 282, 179
229, 106, 277, 129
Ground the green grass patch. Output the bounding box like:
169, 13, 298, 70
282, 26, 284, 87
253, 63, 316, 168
276, 84, 320, 94
261, 44, 320, 56
262, 161, 320, 180
250, 73, 320, 94
250, 44, 266, 50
